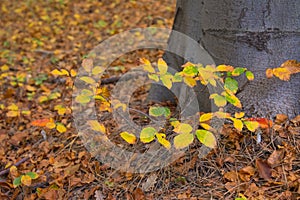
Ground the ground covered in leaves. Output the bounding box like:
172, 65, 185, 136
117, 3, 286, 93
0, 0, 300, 199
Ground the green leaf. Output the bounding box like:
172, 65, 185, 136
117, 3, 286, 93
149, 106, 171, 118
148, 73, 159, 82
120, 132, 136, 144
182, 65, 198, 76
245, 71, 254, 80
224, 77, 238, 94
172, 73, 183, 82
244, 120, 259, 132
232, 67, 246, 76
13, 176, 22, 188
195, 130, 216, 148
25, 172, 39, 179
173, 133, 194, 149
210, 94, 227, 107
156, 133, 171, 149
223, 91, 242, 108
140, 127, 156, 143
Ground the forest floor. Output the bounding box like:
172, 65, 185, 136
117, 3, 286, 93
0, 0, 299, 199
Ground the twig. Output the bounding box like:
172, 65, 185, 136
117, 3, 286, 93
0, 157, 30, 176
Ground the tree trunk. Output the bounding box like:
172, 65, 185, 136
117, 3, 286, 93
150, 0, 300, 119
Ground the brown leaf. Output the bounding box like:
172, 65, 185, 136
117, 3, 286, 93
239, 166, 256, 182
280, 60, 300, 74
267, 150, 284, 167
291, 115, 300, 124
256, 159, 272, 180
275, 114, 288, 124
132, 188, 145, 200
224, 171, 239, 182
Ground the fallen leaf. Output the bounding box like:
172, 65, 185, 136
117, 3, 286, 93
267, 149, 284, 167
256, 159, 271, 180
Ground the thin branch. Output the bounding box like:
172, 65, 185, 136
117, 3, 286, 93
0, 157, 30, 176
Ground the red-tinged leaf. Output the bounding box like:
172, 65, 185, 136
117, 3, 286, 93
216, 65, 234, 72
256, 159, 272, 180
31, 118, 51, 127
247, 118, 273, 129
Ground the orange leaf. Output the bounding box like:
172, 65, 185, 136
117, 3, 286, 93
31, 118, 51, 127
247, 118, 273, 129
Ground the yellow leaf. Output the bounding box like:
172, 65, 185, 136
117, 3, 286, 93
120, 132, 136, 144
156, 133, 171, 149
266, 68, 273, 78
140, 127, 156, 143
244, 121, 259, 132
231, 118, 243, 131
70, 69, 77, 77
223, 90, 242, 108
111, 100, 127, 112
273, 67, 291, 81
199, 113, 213, 123
148, 74, 159, 82
7, 103, 18, 111
10, 166, 18, 176
195, 130, 216, 148
7, 111, 19, 117
157, 58, 168, 75
75, 94, 91, 104
51, 69, 64, 76
200, 123, 212, 131
140, 58, 155, 73
160, 74, 173, 89
245, 71, 254, 81
46, 121, 56, 129
26, 85, 36, 92
173, 123, 193, 134
1, 64, 9, 71
21, 110, 31, 115
56, 123, 67, 133
183, 77, 197, 87
38, 96, 48, 103
210, 94, 227, 107
80, 76, 96, 85
173, 133, 194, 149
235, 112, 245, 119
92, 66, 105, 75
54, 105, 67, 115
216, 65, 234, 72
88, 120, 106, 134
60, 69, 69, 76
21, 175, 32, 186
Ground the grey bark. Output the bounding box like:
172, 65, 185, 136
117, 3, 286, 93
149, 0, 300, 119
